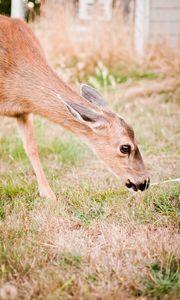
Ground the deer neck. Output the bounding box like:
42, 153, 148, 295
16, 62, 94, 139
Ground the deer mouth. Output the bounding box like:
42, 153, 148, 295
126, 178, 150, 192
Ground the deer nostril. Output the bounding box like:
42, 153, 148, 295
138, 181, 146, 191
126, 181, 133, 189
137, 178, 150, 191
126, 180, 138, 191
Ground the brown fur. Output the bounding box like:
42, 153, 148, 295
0, 15, 149, 200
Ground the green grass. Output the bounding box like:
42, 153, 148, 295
131, 186, 180, 226
75, 207, 104, 225
86, 64, 159, 90
60, 252, 82, 269
0, 136, 27, 161
44, 138, 82, 165
0, 133, 84, 167
144, 256, 180, 299
0, 180, 37, 219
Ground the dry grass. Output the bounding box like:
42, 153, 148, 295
31, 1, 135, 82
31, 1, 180, 83
0, 2, 180, 299
0, 88, 179, 299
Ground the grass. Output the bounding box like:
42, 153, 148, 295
0, 3, 180, 300
144, 256, 180, 299
0, 120, 84, 166
87, 63, 159, 90
0, 86, 179, 299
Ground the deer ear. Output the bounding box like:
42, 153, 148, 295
65, 101, 107, 130
80, 84, 107, 107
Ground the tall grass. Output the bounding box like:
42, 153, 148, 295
31, 1, 180, 84
31, 1, 135, 82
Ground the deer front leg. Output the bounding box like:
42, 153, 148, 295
16, 113, 56, 201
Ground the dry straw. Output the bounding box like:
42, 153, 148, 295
32, 1, 180, 81
151, 178, 180, 186
31, 1, 135, 78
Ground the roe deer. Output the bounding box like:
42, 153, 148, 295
0, 15, 150, 200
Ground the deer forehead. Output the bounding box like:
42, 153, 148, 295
109, 115, 135, 140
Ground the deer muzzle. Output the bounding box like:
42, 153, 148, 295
125, 177, 150, 192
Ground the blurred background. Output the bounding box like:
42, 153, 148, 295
0, 0, 180, 86
0, 2, 180, 300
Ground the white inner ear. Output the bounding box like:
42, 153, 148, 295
66, 104, 85, 123
57, 93, 85, 122
91, 121, 106, 130
57, 92, 106, 131
67, 104, 107, 131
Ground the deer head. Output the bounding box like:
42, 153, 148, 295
63, 84, 150, 192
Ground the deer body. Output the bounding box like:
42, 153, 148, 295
0, 15, 149, 200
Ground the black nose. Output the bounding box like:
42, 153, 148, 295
126, 178, 150, 192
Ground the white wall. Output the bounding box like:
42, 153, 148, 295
135, 0, 180, 54
150, 0, 180, 46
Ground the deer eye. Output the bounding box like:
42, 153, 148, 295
120, 144, 131, 155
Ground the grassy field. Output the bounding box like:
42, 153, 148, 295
0, 3, 180, 299
0, 75, 179, 300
